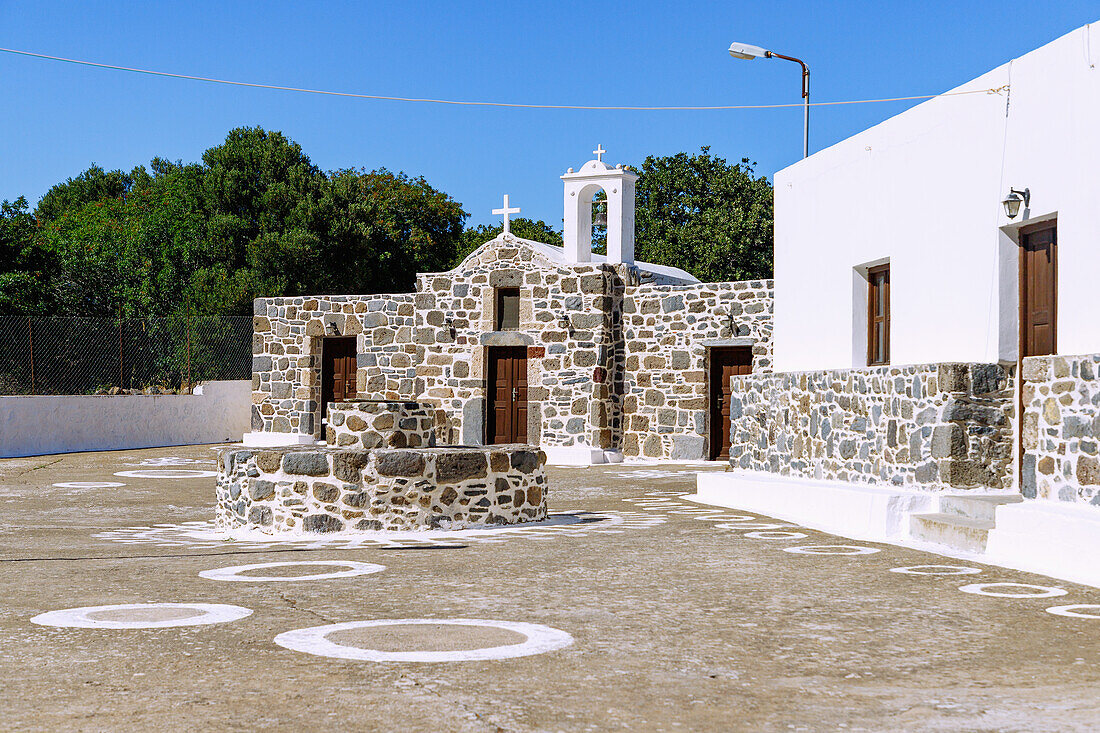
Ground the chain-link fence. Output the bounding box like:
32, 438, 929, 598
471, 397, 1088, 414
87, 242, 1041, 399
0, 316, 253, 395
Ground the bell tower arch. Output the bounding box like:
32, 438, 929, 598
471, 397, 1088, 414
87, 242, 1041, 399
562, 145, 637, 264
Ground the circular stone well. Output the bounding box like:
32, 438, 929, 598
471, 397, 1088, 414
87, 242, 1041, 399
217, 445, 548, 535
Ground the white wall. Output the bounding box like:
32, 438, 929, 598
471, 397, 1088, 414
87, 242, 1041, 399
773, 22, 1100, 371
0, 380, 250, 458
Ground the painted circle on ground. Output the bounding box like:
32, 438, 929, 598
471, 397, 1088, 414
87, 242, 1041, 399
1046, 604, 1100, 619
52, 481, 125, 489
31, 603, 252, 629
889, 565, 983, 576
743, 530, 808, 540
693, 514, 757, 522
714, 522, 790, 531
783, 545, 881, 556
114, 469, 218, 479
958, 582, 1068, 599
199, 560, 385, 582
273, 618, 574, 662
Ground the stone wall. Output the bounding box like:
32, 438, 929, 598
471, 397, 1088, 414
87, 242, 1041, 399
251, 294, 416, 436
217, 445, 547, 534
326, 400, 435, 449
1021, 354, 1100, 507
727, 362, 1015, 490
619, 280, 773, 459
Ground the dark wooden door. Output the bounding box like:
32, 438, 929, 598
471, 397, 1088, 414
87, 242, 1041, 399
487, 346, 528, 444
321, 337, 357, 421
1020, 223, 1057, 358
709, 347, 753, 460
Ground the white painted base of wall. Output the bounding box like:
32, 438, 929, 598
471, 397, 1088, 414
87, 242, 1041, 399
985, 501, 1100, 589
0, 381, 251, 458
241, 432, 322, 448
542, 446, 624, 466
693, 470, 934, 541
692, 470, 1100, 589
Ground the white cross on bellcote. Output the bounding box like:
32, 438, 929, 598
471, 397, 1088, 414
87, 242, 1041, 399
493, 194, 521, 234
592, 144, 606, 162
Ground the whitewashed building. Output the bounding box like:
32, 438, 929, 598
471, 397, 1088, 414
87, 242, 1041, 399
700, 21, 1100, 587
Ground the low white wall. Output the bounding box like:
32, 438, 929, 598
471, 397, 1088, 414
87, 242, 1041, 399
0, 380, 250, 458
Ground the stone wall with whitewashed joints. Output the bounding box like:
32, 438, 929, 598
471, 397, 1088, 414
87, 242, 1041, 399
326, 400, 435, 449
1021, 354, 1100, 507
619, 280, 774, 459
251, 294, 415, 436
216, 445, 547, 534
727, 362, 1015, 490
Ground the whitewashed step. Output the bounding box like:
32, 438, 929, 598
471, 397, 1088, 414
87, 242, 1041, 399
910, 512, 995, 553
939, 494, 1024, 522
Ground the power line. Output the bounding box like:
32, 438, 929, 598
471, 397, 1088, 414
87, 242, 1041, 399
0, 46, 1010, 111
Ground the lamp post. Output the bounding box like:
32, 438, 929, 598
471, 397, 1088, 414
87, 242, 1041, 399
728, 42, 810, 159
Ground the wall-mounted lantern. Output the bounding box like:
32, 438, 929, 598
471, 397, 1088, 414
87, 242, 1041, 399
559, 314, 572, 333
326, 321, 340, 335
1002, 187, 1030, 219
443, 316, 456, 339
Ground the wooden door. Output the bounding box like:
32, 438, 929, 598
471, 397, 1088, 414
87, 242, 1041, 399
709, 347, 753, 460
1020, 223, 1057, 358
321, 337, 357, 421
487, 346, 528, 444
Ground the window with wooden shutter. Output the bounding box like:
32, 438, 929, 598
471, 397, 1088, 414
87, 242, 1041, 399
867, 265, 890, 366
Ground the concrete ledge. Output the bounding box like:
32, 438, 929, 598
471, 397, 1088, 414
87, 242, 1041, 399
543, 446, 624, 466
986, 501, 1100, 588
692, 470, 935, 542
242, 432, 320, 448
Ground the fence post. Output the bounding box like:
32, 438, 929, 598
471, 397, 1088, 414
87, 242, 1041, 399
27, 316, 35, 395
186, 311, 192, 393
118, 311, 123, 389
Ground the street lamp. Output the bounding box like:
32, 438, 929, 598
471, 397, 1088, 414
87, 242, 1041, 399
728, 41, 810, 159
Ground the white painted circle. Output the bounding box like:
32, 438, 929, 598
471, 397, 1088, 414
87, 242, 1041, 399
714, 522, 790, 531
274, 618, 574, 662
744, 530, 808, 540
114, 469, 218, 479
52, 481, 125, 489
783, 545, 881, 556
1045, 604, 1100, 619
889, 565, 983, 576
694, 514, 757, 522
959, 582, 1068, 599
31, 603, 252, 629
199, 560, 385, 582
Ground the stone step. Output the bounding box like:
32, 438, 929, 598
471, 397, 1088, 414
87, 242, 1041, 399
939, 494, 1024, 522
910, 512, 995, 554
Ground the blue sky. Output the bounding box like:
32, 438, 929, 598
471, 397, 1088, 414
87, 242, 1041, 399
1, 1, 1097, 227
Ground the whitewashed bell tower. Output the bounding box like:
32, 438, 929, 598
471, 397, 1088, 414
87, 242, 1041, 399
562, 145, 637, 264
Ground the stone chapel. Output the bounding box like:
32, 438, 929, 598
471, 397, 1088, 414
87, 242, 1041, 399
245, 148, 774, 464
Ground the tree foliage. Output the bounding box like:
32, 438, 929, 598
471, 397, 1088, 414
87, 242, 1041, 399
634, 147, 773, 282
0, 133, 773, 318
0, 127, 466, 317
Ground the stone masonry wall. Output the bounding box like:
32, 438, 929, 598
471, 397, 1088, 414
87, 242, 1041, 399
1021, 354, 1100, 507
408, 237, 621, 450
251, 293, 416, 436
326, 400, 435, 449
619, 280, 773, 459
728, 362, 1015, 490
217, 445, 547, 534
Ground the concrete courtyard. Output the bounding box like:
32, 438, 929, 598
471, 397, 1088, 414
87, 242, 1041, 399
1, 446, 1098, 732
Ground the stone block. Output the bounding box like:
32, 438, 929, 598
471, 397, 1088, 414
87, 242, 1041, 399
333, 451, 370, 482
249, 480, 275, 501
303, 514, 345, 533
282, 452, 330, 476
375, 450, 425, 477
437, 452, 488, 482
931, 424, 967, 458
1076, 456, 1100, 485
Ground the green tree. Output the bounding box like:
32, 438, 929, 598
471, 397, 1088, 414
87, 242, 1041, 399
634, 147, 773, 282
0, 197, 48, 313
34, 164, 133, 222
455, 217, 563, 265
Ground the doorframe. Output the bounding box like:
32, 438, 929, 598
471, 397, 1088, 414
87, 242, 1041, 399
484, 345, 529, 445
1017, 218, 1058, 360
320, 335, 358, 429
707, 344, 754, 461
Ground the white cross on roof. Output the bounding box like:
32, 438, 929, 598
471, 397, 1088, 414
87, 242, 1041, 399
592, 144, 606, 162
492, 194, 521, 234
